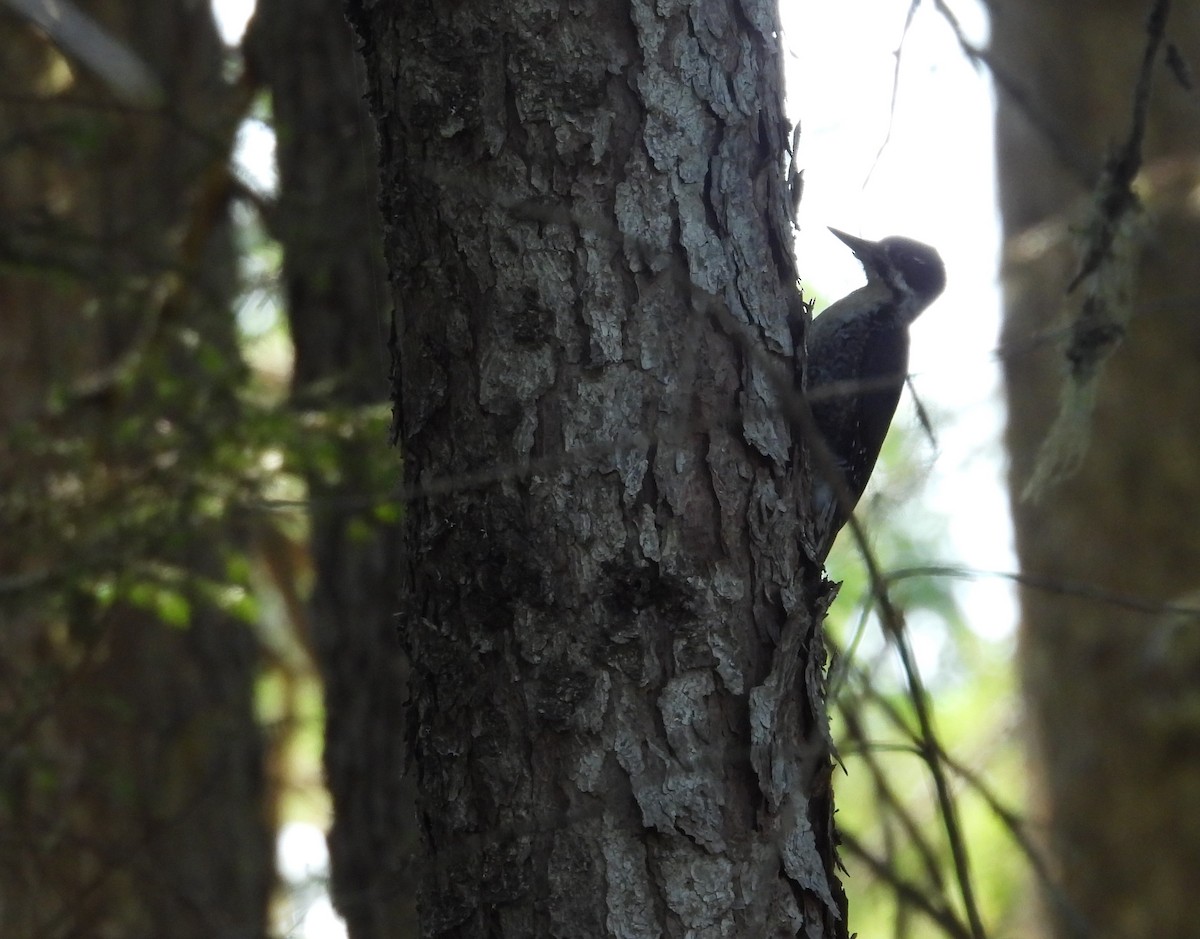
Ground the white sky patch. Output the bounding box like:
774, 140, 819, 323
211, 0, 255, 45
277, 821, 331, 884
276, 822, 348, 939
234, 117, 278, 196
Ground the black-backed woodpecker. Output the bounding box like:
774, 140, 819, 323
796, 228, 946, 561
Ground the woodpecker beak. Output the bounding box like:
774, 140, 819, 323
828, 228, 884, 266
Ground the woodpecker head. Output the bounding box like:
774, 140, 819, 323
829, 228, 946, 324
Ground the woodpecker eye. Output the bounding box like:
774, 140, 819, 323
886, 239, 947, 299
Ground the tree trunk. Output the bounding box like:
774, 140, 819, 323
348, 0, 844, 935
995, 2, 1200, 937
0, 3, 271, 936
245, 3, 417, 935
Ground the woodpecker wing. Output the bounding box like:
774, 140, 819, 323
806, 299, 910, 557
804, 229, 942, 561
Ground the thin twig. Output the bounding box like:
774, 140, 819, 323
839, 829, 975, 939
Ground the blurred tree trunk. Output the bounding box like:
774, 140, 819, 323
244, 3, 417, 936
348, 0, 845, 935
995, 2, 1200, 937
0, 3, 271, 936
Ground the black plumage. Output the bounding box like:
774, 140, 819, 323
799, 229, 946, 560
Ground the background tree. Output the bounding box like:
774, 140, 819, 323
0, 2, 272, 935
244, 1, 418, 934
346, 0, 847, 933
995, 1, 1200, 936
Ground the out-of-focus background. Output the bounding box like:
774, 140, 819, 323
4, 0, 1197, 937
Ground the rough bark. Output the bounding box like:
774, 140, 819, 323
245, 3, 417, 935
348, 0, 844, 936
995, 2, 1200, 937
0, 3, 271, 936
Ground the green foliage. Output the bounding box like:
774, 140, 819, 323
820, 417, 1027, 939
127, 577, 192, 628
0, 220, 401, 652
